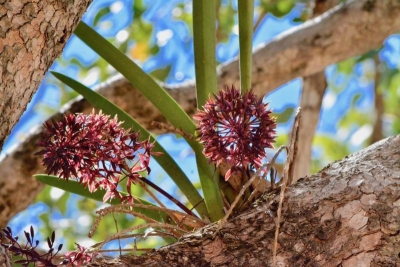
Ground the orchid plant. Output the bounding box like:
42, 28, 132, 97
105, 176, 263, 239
1, 0, 284, 265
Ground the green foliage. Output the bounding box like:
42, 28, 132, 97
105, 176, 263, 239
191, 0, 225, 220
50, 71, 208, 218
238, 0, 254, 91
74, 22, 197, 140
274, 106, 295, 124
35, 175, 168, 222
93, 7, 111, 27
216, 0, 236, 43
259, 0, 295, 17
192, 0, 219, 107
312, 135, 350, 173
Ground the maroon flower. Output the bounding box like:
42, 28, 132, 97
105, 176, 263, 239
63, 243, 96, 266
36, 111, 155, 203
194, 86, 276, 180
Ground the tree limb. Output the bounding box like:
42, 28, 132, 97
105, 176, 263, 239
0, 0, 92, 150
293, 72, 326, 183
88, 134, 400, 266
2, 0, 400, 227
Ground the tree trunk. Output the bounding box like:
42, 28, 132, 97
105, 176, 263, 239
88, 135, 400, 266
0, 0, 92, 150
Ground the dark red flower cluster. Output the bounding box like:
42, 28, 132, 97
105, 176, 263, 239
36, 111, 154, 203
194, 86, 276, 180
63, 243, 96, 267
2, 225, 96, 267
1, 226, 62, 267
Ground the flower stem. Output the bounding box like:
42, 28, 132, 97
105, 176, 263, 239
238, 0, 254, 92
138, 177, 197, 217
192, 0, 225, 221
193, 0, 218, 107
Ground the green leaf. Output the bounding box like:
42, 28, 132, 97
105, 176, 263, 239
337, 58, 356, 75
34, 175, 167, 222
192, 0, 218, 108
73, 22, 222, 221
149, 65, 172, 82
50, 72, 209, 218
314, 135, 350, 162
216, 2, 236, 43
238, 0, 254, 92
74, 22, 196, 137
273, 106, 295, 124
192, 0, 224, 221
276, 0, 295, 14
93, 7, 111, 27
57, 191, 70, 215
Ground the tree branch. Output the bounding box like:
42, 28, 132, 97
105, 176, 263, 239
2, 0, 400, 227
88, 135, 400, 266
293, 72, 326, 182
0, 0, 92, 150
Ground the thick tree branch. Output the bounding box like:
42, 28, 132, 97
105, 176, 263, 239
88, 135, 400, 266
2, 0, 400, 227
0, 0, 92, 150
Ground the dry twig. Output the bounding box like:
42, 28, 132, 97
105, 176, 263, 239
272, 108, 301, 266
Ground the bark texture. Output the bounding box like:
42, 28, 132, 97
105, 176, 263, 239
88, 135, 400, 266
0, 0, 92, 150
0, 245, 11, 267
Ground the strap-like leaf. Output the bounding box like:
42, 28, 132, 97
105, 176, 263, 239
50, 72, 208, 218
34, 174, 167, 222
74, 22, 196, 138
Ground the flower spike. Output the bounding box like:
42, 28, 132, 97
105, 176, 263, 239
36, 111, 155, 203
194, 86, 276, 180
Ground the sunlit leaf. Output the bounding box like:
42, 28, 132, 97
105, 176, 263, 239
337, 58, 356, 75
273, 106, 295, 124
34, 175, 167, 223
50, 72, 208, 218
93, 7, 111, 27
149, 65, 172, 82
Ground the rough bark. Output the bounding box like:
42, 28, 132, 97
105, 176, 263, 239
0, 245, 11, 267
1, 0, 400, 228
88, 135, 400, 266
0, 0, 92, 150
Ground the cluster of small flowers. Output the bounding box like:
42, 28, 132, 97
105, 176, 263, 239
62, 243, 97, 267
1, 226, 95, 267
194, 86, 276, 180
36, 86, 276, 198
36, 111, 154, 203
